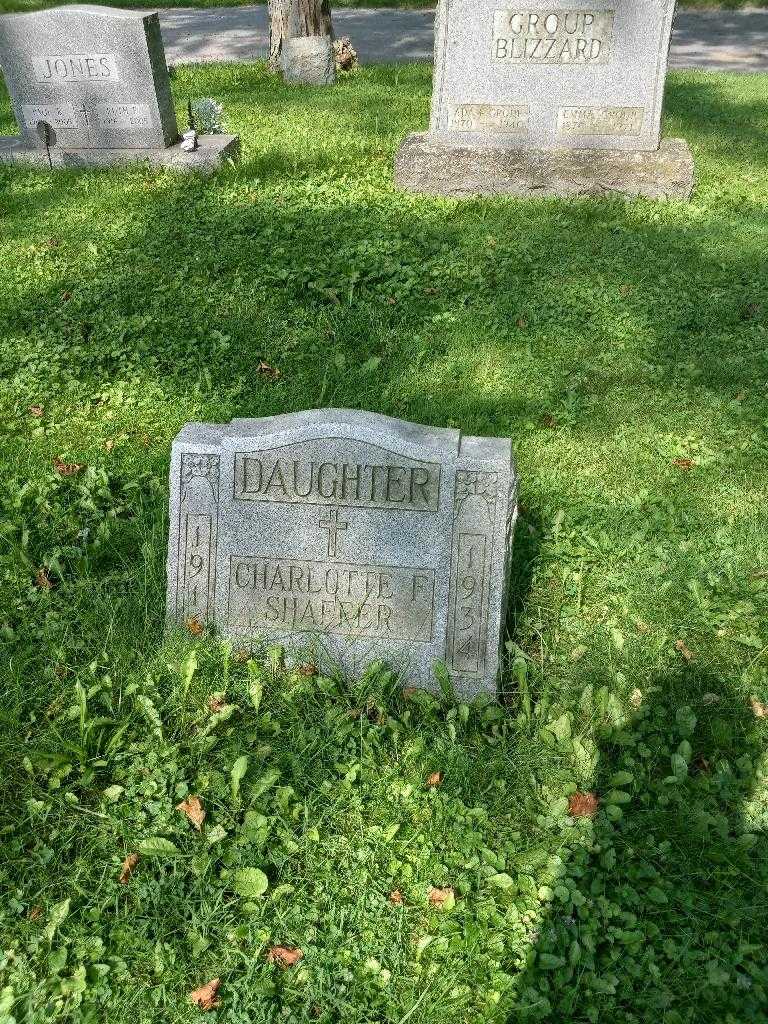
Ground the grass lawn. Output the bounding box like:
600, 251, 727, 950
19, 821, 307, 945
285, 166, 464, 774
1, 63, 768, 1023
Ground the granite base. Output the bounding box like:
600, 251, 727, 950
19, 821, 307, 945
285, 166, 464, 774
395, 134, 694, 201
0, 133, 240, 172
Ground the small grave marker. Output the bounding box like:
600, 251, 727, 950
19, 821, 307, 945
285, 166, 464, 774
166, 410, 518, 697
0, 5, 239, 171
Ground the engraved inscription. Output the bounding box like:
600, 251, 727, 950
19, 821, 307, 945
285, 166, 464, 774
451, 103, 529, 133
228, 557, 436, 642
447, 471, 498, 677
176, 453, 220, 624
319, 507, 348, 558
180, 513, 213, 620
21, 103, 79, 129
33, 54, 120, 83
492, 10, 614, 64
234, 450, 441, 511
558, 105, 644, 136
450, 534, 489, 674
94, 103, 152, 129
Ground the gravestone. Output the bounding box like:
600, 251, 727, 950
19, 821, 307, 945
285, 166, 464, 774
396, 0, 694, 199
166, 410, 518, 697
0, 5, 239, 171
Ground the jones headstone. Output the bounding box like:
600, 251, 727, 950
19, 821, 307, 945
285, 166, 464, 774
166, 410, 518, 697
396, 0, 694, 199
0, 5, 239, 171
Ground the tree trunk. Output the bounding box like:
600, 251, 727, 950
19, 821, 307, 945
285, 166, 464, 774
269, 0, 334, 71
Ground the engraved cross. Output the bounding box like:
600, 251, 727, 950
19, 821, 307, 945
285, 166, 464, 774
319, 506, 348, 558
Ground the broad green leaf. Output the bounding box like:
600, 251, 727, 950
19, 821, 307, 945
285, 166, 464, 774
539, 953, 566, 970
231, 867, 268, 899
252, 770, 280, 799
489, 872, 516, 891
139, 837, 181, 858
207, 824, 228, 846
135, 694, 163, 739
604, 789, 631, 805
609, 771, 634, 787
231, 755, 249, 802
44, 898, 70, 945
546, 713, 572, 742
247, 661, 264, 713
180, 649, 198, 696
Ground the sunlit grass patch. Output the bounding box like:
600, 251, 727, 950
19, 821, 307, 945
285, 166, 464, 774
0, 63, 767, 1023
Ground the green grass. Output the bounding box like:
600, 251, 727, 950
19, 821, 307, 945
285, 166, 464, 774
1, 63, 768, 1023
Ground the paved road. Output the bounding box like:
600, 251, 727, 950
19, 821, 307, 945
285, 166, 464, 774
160, 6, 768, 72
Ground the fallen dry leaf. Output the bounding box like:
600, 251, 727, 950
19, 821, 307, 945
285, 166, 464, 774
516, 317, 528, 329
61, 290, 72, 302
402, 687, 417, 699
629, 688, 643, 709
28, 905, 43, 920
428, 886, 454, 908
34, 567, 53, 590
104, 438, 115, 452
541, 413, 557, 429
635, 620, 651, 634
119, 852, 139, 884
28, 404, 44, 417
267, 946, 303, 968
386, 296, 397, 305
233, 649, 251, 664
675, 639, 694, 663
176, 795, 206, 831
389, 890, 403, 905
257, 360, 281, 380
297, 662, 318, 677
189, 978, 221, 1011
673, 457, 694, 471
186, 617, 204, 635
568, 792, 599, 819
53, 456, 84, 476
426, 771, 443, 787
750, 696, 768, 719
208, 693, 225, 713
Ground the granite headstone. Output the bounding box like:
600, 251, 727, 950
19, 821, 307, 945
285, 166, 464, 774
0, 5, 239, 171
396, 0, 694, 199
166, 410, 518, 697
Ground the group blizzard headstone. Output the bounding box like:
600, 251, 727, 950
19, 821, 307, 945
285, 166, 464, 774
0, 5, 239, 170
396, 0, 694, 199
166, 410, 518, 698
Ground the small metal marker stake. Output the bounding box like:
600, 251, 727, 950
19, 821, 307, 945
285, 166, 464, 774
36, 120, 53, 170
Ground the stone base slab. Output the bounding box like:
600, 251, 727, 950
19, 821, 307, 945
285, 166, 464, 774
395, 134, 694, 201
0, 134, 240, 172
